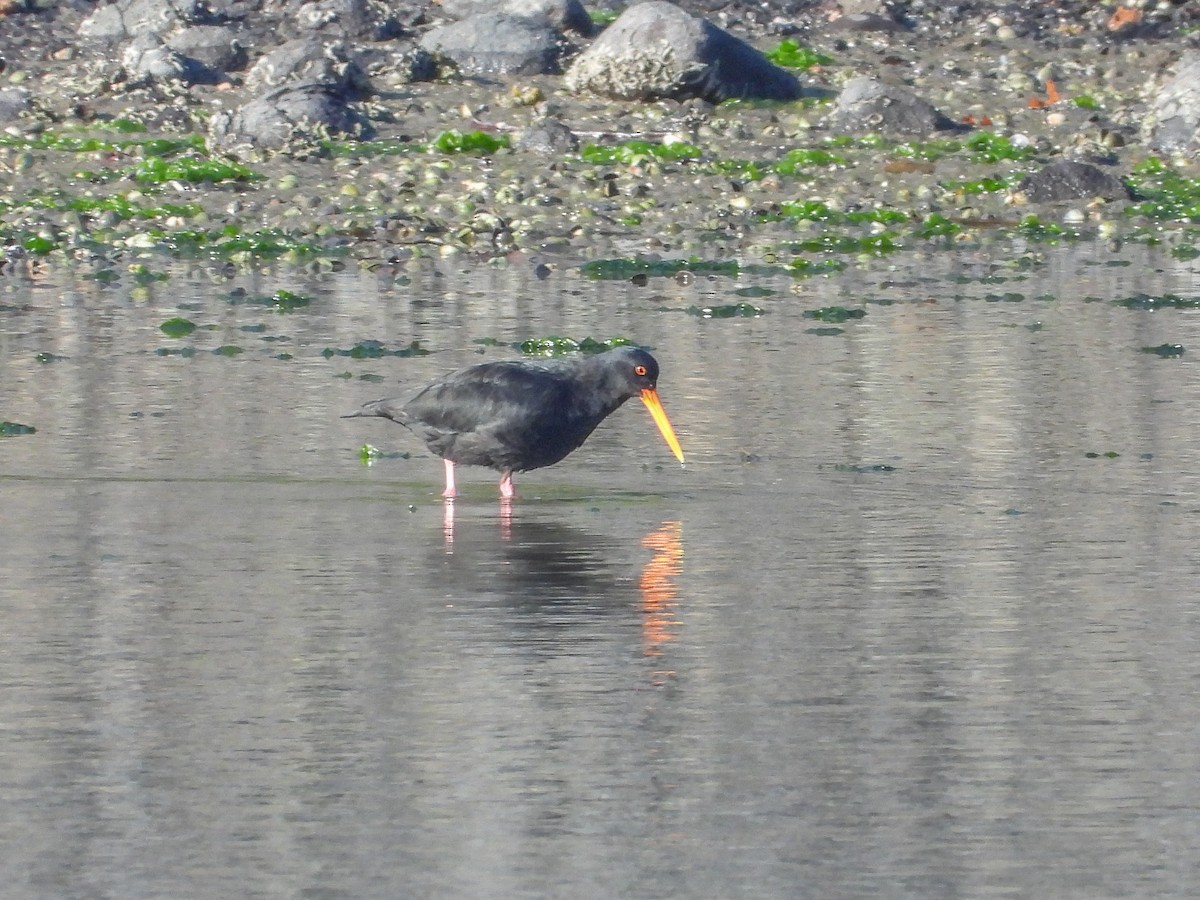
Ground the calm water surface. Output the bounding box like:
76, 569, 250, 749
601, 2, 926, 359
3, 241, 1200, 898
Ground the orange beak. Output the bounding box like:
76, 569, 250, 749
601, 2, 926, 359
640, 388, 685, 464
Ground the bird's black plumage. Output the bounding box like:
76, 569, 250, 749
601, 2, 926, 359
344, 346, 683, 497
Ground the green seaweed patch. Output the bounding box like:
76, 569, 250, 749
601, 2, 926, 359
160, 317, 197, 338
359, 444, 411, 464
1141, 343, 1185, 357
788, 258, 848, 276
520, 336, 634, 356
581, 256, 744, 279
155, 346, 198, 357
804, 306, 866, 323
212, 345, 244, 357
686, 302, 763, 318
322, 340, 430, 359
589, 8, 620, 25
917, 213, 962, 238
35, 352, 66, 363
1017, 215, 1072, 241
1171, 245, 1200, 260
774, 148, 848, 173
888, 137, 969, 162
963, 132, 1038, 163
132, 153, 262, 185
0, 421, 37, 436
430, 129, 509, 154
580, 140, 702, 165
765, 40, 835, 70
831, 463, 897, 473
1084, 451, 1121, 459
942, 174, 1017, 195
154, 226, 329, 258
806, 326, 845, 336
129, 264, 169, 285
1073, 95, 1101, 110
1126, 158, 1200, 222
21, 234, 57, 255
786, 233, 900, 255
471, 337, 508, 347
1116, 293, 1200, 310
772, 200, 906, 227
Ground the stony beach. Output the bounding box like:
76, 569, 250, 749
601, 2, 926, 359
1, 0, 1199, 271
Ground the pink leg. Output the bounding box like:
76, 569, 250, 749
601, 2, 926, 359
499, 471, 515, 499
442, 459, 457, 498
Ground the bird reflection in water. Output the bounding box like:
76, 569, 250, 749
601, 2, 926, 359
639, 521, 683, 661
442, 496, 514, 551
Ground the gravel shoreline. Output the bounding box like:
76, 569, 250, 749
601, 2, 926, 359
2, 1, 1199, 272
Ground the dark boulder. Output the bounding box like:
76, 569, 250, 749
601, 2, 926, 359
1015, 160, 1132, 203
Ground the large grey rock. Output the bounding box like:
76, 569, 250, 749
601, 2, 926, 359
80, 0, 211, 42
1015, 160, 1131, 203
419, 13, 564, 76
441, 0, 592, 36
1148, 52, 1200, 156
165, 25, 249, 76
245, 39, 369, 96
565, 1, 801, 103
122, 33, 204, 83
283, 0, 404, 41
828, 75, 957, 136
208, 82, 370, 154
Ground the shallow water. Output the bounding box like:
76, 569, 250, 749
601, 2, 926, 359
3, 240, 1200, 897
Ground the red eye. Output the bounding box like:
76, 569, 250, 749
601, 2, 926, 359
634, 365, 647, 376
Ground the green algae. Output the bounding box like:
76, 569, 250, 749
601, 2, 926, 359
1141, 343, 1185, 358
322, 340, 430, 359
580, 140, 702, 165
1126, 158, 1200, 222
765, 40, 835, 70
519, 336, 634, 356
804, 306, 866, 323
159, 317, 197, 338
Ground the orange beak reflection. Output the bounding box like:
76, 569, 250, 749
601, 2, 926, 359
640, 388, 685, 464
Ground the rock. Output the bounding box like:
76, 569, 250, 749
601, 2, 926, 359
0, 86, 31, 122
283, 0, 405, 41
245, 39, 370, 97
565, 1, 802, 103
440, 0, 592, 36
516, 118, 579, 153
80, 0, 211, 42
388, 46, 441, 84
828, 75, 958, 136
122, 33, 202, 84
165, 25, 248, 77
1015, 160, 1132, 203
208, 82, 370, 154
419, 13, 564, 76
1148, 51, 1200, 156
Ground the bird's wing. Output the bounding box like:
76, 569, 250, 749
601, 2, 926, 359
403, 362, 574, 437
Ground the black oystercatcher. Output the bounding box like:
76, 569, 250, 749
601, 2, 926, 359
344, 346, 685, 498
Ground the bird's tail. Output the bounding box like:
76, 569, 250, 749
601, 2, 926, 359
341, 399, 406, 422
